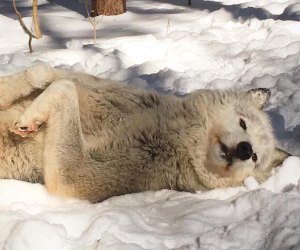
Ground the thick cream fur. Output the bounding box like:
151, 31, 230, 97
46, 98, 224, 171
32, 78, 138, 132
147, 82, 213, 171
0, 64, 289, 202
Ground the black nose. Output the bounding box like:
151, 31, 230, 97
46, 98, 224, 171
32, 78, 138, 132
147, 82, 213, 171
236, 141, 253, 160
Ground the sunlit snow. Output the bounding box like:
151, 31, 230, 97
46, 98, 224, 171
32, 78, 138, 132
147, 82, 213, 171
0, 0, 300, 249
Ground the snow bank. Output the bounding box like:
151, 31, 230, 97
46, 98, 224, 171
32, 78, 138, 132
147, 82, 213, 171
0, 158, 300, 249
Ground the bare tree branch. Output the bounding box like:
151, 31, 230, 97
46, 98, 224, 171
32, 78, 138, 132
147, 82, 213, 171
32, 0, 42, 39
12, 0, 37, 53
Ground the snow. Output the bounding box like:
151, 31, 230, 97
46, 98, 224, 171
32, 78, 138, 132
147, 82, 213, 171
0, 0, 300, 249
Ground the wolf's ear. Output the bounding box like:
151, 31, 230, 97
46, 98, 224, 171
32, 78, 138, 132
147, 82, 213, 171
268, 148, 291, 169
246, 88, 271, 110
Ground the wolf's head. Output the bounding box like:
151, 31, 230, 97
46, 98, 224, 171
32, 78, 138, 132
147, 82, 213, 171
202, 88, 290, 183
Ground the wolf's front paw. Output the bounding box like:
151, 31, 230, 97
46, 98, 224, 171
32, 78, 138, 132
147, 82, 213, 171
12, 117, 44, 137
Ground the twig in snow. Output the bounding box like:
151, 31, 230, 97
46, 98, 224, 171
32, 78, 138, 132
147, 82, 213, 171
12, 0, 37, 53
166, 18, 171, 37
32, 0, 42, 39
84, 0, 103, 44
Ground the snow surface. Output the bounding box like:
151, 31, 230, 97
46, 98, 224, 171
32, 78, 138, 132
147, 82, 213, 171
0, 0, 300, 249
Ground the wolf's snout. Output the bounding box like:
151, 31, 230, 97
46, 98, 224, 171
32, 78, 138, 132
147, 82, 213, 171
236, 141, 253, 160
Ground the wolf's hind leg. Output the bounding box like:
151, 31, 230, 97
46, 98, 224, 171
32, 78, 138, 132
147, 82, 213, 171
0, 64, 56, 109
13, 79, 98, 200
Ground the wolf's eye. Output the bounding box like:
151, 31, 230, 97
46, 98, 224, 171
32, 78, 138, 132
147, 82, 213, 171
239, 118, 247, 130
252, 153, 257, 162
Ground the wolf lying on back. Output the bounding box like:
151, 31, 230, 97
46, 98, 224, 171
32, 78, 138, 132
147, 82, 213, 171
0, 64, 289, 202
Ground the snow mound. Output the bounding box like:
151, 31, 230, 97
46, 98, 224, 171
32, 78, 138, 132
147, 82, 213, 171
1, 0, 300, 248
66, 39, 84, 50
0, 157, 300, 249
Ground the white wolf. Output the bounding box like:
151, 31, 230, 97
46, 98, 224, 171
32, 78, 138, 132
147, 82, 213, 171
0, 64, 290, 202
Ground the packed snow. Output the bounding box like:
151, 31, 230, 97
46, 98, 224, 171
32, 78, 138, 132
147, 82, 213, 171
0, 0, 300, 249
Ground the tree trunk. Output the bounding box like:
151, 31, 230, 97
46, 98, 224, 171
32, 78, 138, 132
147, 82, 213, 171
91, 0, 126, 16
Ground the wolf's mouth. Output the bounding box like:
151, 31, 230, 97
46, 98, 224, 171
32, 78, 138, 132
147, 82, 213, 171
219, 142, 233, 166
